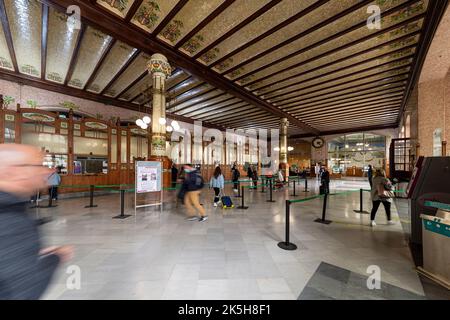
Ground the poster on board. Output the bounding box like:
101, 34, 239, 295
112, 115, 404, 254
136, 161, 162, 194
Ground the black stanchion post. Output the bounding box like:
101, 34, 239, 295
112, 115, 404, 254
353, 188, 369, 214
278, 200, 297, 250
237, 181, 242, 198
267, 178, 275, 202
113, 189, 131, 219
291, 180, 298, 197
303, 177, 309, 193
315, 193, 332, 224
85, 185, 98, 208
238, 186, 248, 210
261, 177, 266, 193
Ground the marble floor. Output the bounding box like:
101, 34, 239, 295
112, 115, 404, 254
36, 178, 434, 300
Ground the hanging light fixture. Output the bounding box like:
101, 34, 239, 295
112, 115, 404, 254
136, 119, 144, 127
171, 120, 180, 131
166, 126, 173, 132
143, 116, 151, 124
288, 146, 294, 151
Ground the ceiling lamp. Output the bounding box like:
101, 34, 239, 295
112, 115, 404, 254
288, 146, 294, 151
159, 117, 166, 125
166, 126, 173, 132
171, 120, 180, 131
136, 119, 144, 127
273, 147, 280, 151
143, 116, 151, 124
141, 123, 148, 130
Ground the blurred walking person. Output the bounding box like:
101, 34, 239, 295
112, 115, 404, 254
171, 163, 179, 189
47, 167, 61, 202
183, 164, 207, 222
0, 144, 73, 299
370, 169, 395, 227
209, 166, 224, 207
251, 165, 258, 190
231, 162, 240, 195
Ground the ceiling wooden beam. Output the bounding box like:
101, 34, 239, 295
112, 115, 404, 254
152, 0, 190, 36
193, 102, 249, 119
170, 92, 229, 113
175, 0, 236, 49
183, 99, 243, 118
64, 23, 86, 85
289, 124, 398, 139
304, 104, 401, 122
0, 69, 225, 130
41, 3, 49, 80
0, 0, 18, 71
193, 0, 282, 59
84, 38, 116, 90
45, 0, 320, 134
125, 0, 143, 21
100, 49, 141, 95
116, 70, 148, 99
178, 96, 236, 116
396, 0, 450, 124
211, 0, 329, 67
227, 0, 373, 76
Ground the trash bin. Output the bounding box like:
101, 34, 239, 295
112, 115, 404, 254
419, 209, 450, 289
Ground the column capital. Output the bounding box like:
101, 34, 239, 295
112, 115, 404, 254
148, 53, 171, 78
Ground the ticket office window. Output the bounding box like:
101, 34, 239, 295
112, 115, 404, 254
130, 134, 149, 163
73, 131, 108, 174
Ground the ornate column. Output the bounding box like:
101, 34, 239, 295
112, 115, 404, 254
280, 118, 289, 178
148, 53, 171, 157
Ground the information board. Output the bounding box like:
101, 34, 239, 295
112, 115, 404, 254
136, 161, 162, 194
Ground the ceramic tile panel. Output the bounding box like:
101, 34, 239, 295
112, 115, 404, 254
218, 0, 358, 74
119, 73, 152, 101
68, 26, 113, 89
158, 0, 225, 46
45, 8, 80, 83
104, 52, 152, 97
226, 0, 410, 78
0, 19, 13, 71
198, 0, 316, 65
267, 57, 414, 101
277, 73, 409, 106
179, 0, 271, 56
240, 1, 427, 84
131, 0, 180, 34
4, 0, 42, 77
87, 41, 138, 93
256, 42, 418, 95
96, 0, 136, 18
246, 19, 424, 91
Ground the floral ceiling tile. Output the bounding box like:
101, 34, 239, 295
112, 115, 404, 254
180, 0, 271, 56
247, 17, 424, 91
45, 8, 80, 84
222, 0, 357, 74
119, 73, 152, 101
104, 52, 151, 97
201, 0, 316, 66
97, 0, 135, 18
5, 0, 42, 77
87, 41, 138, 93
230, 0, 414, 81
68, 26, 113, 89
0, 20, 14, 71
158, 0, 225, 46
131, 0, 179, 34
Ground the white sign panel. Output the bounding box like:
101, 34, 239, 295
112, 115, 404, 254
136, 161, 162, 193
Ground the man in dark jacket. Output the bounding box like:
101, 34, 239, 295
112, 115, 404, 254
0, 144, 73, 299
182, 165, 207, 222
320, 166, 330, 194
367, 164, 373, 188
231, 162, 240, 194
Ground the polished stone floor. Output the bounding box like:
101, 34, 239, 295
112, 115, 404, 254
36, 178, 432, 300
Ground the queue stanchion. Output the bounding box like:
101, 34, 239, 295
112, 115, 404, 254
261, 177, 266, 193
237, 180, 242, 198
267, 178, 275, 202
303, 177, 309, 193
315, 192, 332, 224
237, 186, 248, 210
278, 200, 297, 250
85, 185, 98, 208
113, 189, 131, 219
353, 188, 369, 214
291, 180, 298, 197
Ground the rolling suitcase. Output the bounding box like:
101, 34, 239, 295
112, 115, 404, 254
221, 195, 234, 209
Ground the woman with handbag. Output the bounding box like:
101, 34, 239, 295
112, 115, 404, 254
370, 169, 396, 227
210, 166, 224, 207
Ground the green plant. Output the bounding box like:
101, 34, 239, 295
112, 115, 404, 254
2, 95, 15, 109
26, 99, 37, 108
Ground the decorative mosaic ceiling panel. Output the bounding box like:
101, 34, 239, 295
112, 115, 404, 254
97, 0, 136, 18
4, 0, 42, 77
68, 26, 113, 89
157, 0, 225, 46
86, 41, 138, 93
131, 0, 180, 34
46, 7, 80, 83
0, 19, 13, 71
179, 0, 271, 56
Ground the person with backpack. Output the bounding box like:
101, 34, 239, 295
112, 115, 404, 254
210, 166, 224, 207
182, 164, 207, 222
231, 162, 240, 195
320, 166, 330, 195
370, 169, 395, 227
